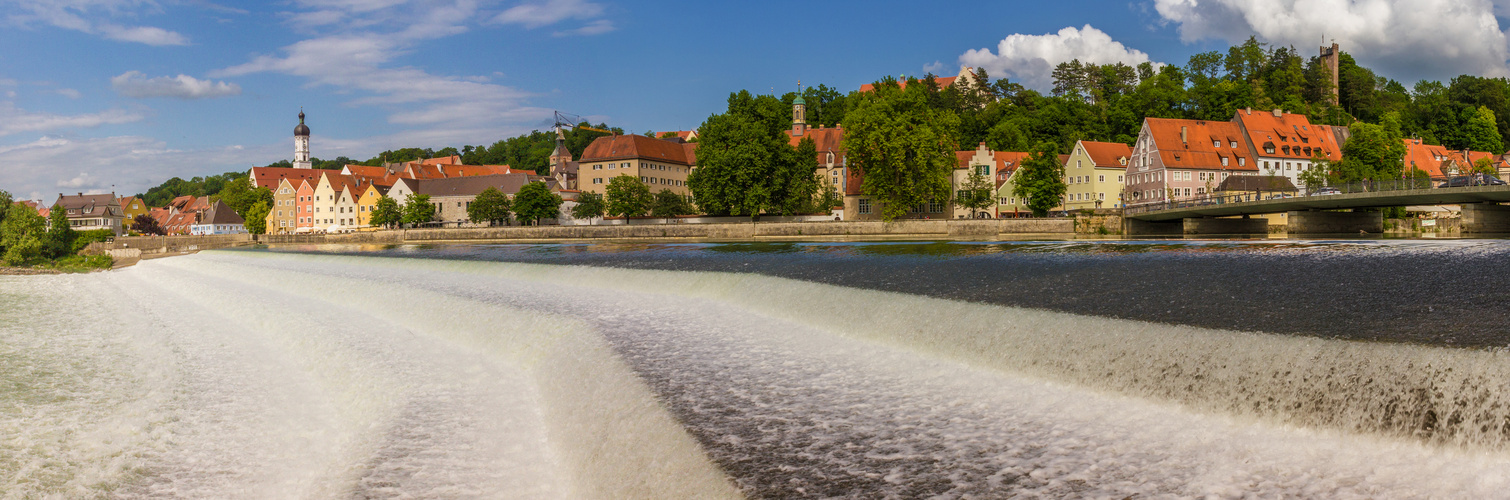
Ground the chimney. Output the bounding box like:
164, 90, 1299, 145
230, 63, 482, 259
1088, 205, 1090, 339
1180, 126, 1187, 144
1272, 109, 1283, 117
1245, 107, 1252, 115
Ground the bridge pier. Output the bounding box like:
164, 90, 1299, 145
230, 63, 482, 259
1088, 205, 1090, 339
1461, 203, 1510, 233
1288, 210, 1383, 234
1124, 218, 1183, 236
1183, 216, 1269, 236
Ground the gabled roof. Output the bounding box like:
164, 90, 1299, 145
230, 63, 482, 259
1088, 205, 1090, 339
53, 193, 121, 218
1078, 141, 1133, 168
859, 76, 958, 93
198, 200, 245, 225
1216, 175, 1299, 192
168, 195, 196, 210
1234, 109, 1343, 161
420, 155, 462, 165
580, 135, 696, 166
414, 173, 533, 197
250, 167, 325, 191
786, 126, 844, 153
1144, 117, 1258, 171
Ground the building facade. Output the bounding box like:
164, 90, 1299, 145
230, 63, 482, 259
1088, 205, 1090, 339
577, 135, 696, 196
1063, 141, 1132, 210
1127, 117, 1260, 207
52, 193, 124, 235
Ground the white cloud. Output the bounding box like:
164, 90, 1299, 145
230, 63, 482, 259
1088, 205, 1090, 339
0, 102, 143, 137
960, 25, 1157, 91
1152, 0, 1510, 81
53, 88, 80, 99
7, 0, 191, 46
494, 0, 604, 28
923, 61, 945, 74
111, 71, 242, 99
0, 135, 281, 200
552, 18, 613, 37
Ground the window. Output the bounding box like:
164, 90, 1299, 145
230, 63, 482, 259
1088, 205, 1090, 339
1221, 157, 1229, 167
976, 165, 988, 176
1099, 175, 1105, 182
1098, 193, 1105, 200
1222, 172, 1230, 179
930, 201, 944, 213
622, 162, 630, 169
1230, 141, 1238, 148
1118, 175, 1123, 182
1213, 140, 1221, 148
1239, 157, 1246, 166
999, 197, 1008, 205
858, 198, 871, 214
1077, 160, 1083, 169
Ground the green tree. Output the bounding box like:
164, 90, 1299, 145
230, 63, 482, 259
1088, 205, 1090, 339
815, 182, 842, 214
401, 194, 435, 226
651, 189, 693, 220
244, 200, 270, 235
1464, 106, 1505, 153
370, 196, 402, 228
845, 77, 961, 220
1, 204, 47, 266
1299, 153, 1333, 191
0, 190, 11, 233
1473, 157, 1499, 176
688, 90, 813, 217
216, 176, 271, 217
512, 181, 562, 225
1337, 121, 1406, 185
955, 168, 996, 218
605, 175, 652, 217
466, 186, 512, 226
1012, 142, 1068, 217
570, 191, 606, 223
45, 205, 75, 259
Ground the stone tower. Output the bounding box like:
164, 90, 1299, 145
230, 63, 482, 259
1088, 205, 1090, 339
1320, 43, 1340, 105
293, 109, 312, 169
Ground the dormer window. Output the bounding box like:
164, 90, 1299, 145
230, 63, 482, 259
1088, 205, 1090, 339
1230, 141, 1238, 148
1239, 157, 1246, 166
1221, 156, 1229, 166
1213, 140, 1221, 148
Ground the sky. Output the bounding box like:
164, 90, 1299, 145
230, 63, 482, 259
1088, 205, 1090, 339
4, 0, 1510, 203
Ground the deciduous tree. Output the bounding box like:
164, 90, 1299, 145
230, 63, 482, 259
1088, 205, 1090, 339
370, 196, 401, 228
512, 182, 562, 225
956, 168, 996, 218
1, 204, 46, 265
467, 187, 512, 226
570, 191, 605, 224
401, 194, 435, 226
1012, 142, 1068, 217
605, 175, 652, 218
652, 189, 693, 220
45, 205, 75, 259
244, 201, 270, 234
845, 77, 960, 220
688, 90, 813, 217
131, 214, 166, 235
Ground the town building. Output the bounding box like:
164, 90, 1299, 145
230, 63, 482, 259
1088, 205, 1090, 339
118, 196, 150, 222
295, 179, 314, 232
1233, 108, 1347, 193
577, 135, 697, 196
419, 174, 534, 225
52, 192, 124, 235
1127, 117, 1261, 207
356, 184, 387, 227
990, 150, 1034, 216
249, 166, 322, 192
190, 200, 247, 235
786, 93, 847, 201
1063, 141, 1132, 210
267, 178, 299, 234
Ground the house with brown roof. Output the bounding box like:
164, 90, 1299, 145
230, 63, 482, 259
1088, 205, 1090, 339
786, 94, 848, 206
1234, 108, 1347, 193
267, 178, 300, 234
1064, 140, 1133, 210
189, 200, 247, 235
858, 65, 980, 93
52, 192, 125, 235
1127, 117, 1263, 207
417, 173, 536, 225
578, 134, 696, 196
119, 196, 150, 222
248, 166, 323, 192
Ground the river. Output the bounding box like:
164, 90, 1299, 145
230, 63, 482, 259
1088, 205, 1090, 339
4, 240, 1510, 498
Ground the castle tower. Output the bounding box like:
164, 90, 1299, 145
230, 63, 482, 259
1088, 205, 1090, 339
1320, 43, 1340, 105
293, 109, 312, 169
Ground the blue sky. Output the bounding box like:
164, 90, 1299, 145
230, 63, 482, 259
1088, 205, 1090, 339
4, 0, 1510, 202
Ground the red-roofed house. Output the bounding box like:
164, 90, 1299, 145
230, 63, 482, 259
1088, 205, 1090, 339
1128, 117, 1265, 207
858, 66, 979, 93
1064, 140, 1133, 210
249, 167, 323, 192
577, 134, 696, 196
1234, 107, 1347, 192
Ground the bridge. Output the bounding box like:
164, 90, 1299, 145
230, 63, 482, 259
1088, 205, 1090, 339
1122, 178, 1510, 235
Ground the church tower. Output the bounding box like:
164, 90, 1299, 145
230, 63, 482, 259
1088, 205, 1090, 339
791, 83, 808, 137
293, 109, 312, 169
1320, 43, 1341, 105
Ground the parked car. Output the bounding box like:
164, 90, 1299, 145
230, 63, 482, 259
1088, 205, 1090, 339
1312, 187, 1342, 196
1440, 174, 1507, 188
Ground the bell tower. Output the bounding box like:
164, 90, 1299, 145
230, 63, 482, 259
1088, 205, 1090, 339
791, 80, 808, 136
293, 108, 312, 169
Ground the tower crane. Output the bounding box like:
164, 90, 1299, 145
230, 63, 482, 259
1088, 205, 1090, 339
553, 111, 612, 135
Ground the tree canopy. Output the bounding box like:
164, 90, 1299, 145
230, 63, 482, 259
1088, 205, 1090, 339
512, 182, 562, 225
605, 175, 652, 218
844, 76, 960, 221
688, 90, 817, 217
467, 187, 512, 226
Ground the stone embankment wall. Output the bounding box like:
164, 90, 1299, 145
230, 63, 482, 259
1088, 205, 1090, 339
261, 219, 1078, 245
82, 234, 255, 257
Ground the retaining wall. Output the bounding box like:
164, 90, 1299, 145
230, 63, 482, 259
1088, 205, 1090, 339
83, 234, 254, 256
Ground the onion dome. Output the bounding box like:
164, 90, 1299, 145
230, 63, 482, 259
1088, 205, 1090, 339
294, 110, 310, 136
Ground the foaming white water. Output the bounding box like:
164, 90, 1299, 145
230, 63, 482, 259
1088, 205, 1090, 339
0, 257, 737, 499
165, 251, 1510, 498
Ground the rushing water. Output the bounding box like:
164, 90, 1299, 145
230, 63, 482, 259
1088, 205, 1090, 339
6, 241, 1510, 498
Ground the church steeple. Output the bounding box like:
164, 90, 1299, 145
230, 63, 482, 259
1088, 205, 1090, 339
293, 108, 312, 169
792, 80, 807, 136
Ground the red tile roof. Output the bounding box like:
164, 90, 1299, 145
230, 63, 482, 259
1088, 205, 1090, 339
786, 126, 844, 152
1234, 109, 1342, 162
1078, 141, 1133, 168
1144, 117, 1258, 171
250, 167, 325, 191
859, 76, 958, 93
580, 135, 697, 166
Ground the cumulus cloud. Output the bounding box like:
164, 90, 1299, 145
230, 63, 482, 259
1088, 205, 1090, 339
0, 102, 143, 137
495, 0, 605, 28
960, 25, 1157, 91
57, 172, 95, 189
111, 71, 242, 99
7, 0, 191, 45
1152, 0, 1510, 81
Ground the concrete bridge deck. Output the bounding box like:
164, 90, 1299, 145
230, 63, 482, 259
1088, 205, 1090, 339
1124, 184, 1510, 235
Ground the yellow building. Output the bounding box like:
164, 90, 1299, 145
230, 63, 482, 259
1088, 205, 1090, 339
118, 196, 150, 222
356, 183, 386, 227
1062, 140, 1132, 210
267, 178, 299, 234
577, 135, 696, 196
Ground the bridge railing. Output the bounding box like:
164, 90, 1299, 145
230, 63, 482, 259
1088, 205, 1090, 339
1124, 174, 1496, 216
